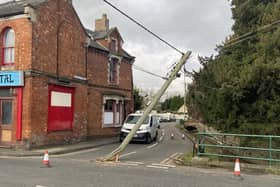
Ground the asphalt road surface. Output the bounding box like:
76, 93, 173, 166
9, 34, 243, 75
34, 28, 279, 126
0, 122, 279, 187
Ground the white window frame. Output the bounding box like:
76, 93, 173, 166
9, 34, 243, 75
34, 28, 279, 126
102, 96, 124, 128
2, 28, 15, 65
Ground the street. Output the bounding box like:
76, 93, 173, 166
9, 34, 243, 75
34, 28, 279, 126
0, 123, 279, 187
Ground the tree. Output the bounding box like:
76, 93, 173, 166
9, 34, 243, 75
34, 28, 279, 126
133, 87, 144, 111
186, 0, 280, 134
161, 95, 184, 112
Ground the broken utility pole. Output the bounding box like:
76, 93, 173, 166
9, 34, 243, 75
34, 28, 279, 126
101, 51, 192, 162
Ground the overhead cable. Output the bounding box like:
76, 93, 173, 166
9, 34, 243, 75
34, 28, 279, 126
103, 0, 184, 55
133, 64, 168, 80
224, 18, 280, 48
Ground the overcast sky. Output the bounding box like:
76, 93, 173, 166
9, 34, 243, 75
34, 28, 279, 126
0, 0, 234, 97
72, 0, 234, 97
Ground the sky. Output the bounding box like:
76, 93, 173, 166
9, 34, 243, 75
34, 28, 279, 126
72, 0, 234, 97
0, 0, 234, 97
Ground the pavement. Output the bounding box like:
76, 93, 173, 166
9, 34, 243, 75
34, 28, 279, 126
0, 137, 119, 157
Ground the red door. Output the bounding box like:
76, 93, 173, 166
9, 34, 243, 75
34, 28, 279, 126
47, 85, 75, 132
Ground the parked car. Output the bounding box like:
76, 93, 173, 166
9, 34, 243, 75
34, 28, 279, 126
120, 113, 160, 143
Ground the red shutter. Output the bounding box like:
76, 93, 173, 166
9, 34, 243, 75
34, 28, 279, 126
47, 85, 75, 132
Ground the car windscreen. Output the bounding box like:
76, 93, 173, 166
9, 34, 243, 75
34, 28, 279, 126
125, 115, 149, 124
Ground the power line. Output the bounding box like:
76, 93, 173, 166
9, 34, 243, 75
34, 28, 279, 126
224, 18, 280, 48
103, 0, 184, 55
133, 64, 168, 80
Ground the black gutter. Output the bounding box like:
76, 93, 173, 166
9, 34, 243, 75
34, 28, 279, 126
0, 11, 24, 18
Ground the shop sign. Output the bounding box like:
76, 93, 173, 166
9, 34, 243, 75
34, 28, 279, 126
0, 71, 24, 86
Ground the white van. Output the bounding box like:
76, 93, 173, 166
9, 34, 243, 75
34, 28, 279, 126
120, 113, 160, 143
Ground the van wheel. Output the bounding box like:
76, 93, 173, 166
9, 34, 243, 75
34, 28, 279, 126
146, 133, 152, 144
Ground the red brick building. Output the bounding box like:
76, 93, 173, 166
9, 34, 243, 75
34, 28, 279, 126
0, 0, 134, 148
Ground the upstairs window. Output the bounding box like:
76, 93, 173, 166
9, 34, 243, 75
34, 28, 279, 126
110, 38, 117, 52
2, 28, 15, 65
109, 58, 118, 84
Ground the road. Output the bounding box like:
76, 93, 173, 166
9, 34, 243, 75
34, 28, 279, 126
0, 123, 279, 187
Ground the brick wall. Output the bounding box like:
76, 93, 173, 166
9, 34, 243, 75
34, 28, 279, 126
0, 18, 32, 70
119, 58, 133, 91
21, 78, 32, 143
86, 24, 134, 137
23, 76, 88, 147
0, 0, 133, 147
0, 15, 33, 145
87, 86, 132, 137
25, 0, 88, 146
87, 48, 133, 91
87, 49, 108, 86
32, 0, 87, 78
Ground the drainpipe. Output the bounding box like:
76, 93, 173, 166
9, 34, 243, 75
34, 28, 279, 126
85, 37, 90, 79
16, 87, 23, 141
130, 57, 135, 113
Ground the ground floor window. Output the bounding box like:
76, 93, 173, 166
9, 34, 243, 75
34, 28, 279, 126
47, 85, 75, 132
0, 88, 13, 125
1, 100, 12, 125
103, 97, 124, 127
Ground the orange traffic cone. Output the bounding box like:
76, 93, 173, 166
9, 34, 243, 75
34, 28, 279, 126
42, 150, 51, 167
234, 158, 241, 177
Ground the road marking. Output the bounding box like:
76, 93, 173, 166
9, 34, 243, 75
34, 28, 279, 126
147, 143, 158, 149
120, 151, 137, 158
146, 165, 169, 169
119, 162, 138, 166
151, 163, 176, 168
125, 161, 144, 165
119, 162, 139, 166
160, 152, 181, 165
36, 185, 46, 187
119, 161, 144, 166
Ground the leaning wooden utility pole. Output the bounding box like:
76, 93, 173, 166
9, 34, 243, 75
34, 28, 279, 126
101, 51, 192, 162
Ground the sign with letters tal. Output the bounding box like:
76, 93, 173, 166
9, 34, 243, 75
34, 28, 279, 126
0, 71, 24, 87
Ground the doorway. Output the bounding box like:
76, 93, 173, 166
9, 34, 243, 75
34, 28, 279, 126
0, 89, 14, 144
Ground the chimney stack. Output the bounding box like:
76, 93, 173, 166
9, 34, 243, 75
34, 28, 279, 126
95, 14, 109, 32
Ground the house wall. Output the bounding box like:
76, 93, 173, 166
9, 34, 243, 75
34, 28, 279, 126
0, 16, 33, 145
24, 0, 88, 146
32, 0, 86, 77
87, 47, 133, 91
87, 49, 108, 86
87, 46, 133, 137
0, 0, 134, 147
87, 86, 133, 137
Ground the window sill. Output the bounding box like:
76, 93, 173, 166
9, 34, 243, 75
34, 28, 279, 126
102, 124, 122, 128
2, 62, 14, 64
1, 64, 15, 71
108, 83, 119, 87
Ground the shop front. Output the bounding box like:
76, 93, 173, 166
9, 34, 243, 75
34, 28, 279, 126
0, 71, 23, 146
